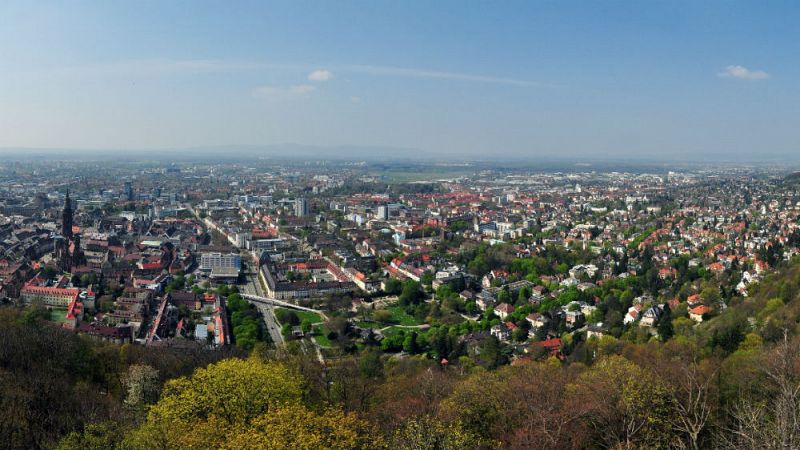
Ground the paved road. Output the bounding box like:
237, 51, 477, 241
255, 301, 284, 346
242, 271, 284, 346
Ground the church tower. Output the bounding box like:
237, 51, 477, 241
62, 190, 73, 238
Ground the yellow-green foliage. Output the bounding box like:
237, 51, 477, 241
124, 357, 379, 450
756, 297, 784, 322
222, 404, 378, 450
567, 355, 674, 448
389, 416, 498, 450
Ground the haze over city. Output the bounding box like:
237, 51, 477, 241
1, 1, 797, 161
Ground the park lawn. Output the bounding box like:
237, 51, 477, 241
380, 326, 406, 337
294, 310, 323, 324
313, 325, 332, 347
386, 306, 421, 326
275, 308, 323, 324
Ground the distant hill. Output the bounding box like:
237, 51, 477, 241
785, 171, 800, 181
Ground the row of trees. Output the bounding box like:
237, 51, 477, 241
227, 293, 269, 350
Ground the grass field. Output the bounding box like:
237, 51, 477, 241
48, 308, 69, 324
385, 306, 420, 326
313, 325, 332, 347
380, 326, 407, 337
275, 308, 323, 325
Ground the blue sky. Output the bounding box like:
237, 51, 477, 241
0, 1, 797, 160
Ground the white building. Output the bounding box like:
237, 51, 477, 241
199, 252, 241, 273
295, 198, 309, 217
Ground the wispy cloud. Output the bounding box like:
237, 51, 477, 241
6, 58, 549, 88
341, 64, 545, 87
308, 69, 333, 81
253, 84, 316, 97
718, 65, 770, 80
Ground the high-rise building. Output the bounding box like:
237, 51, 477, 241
295, 197, 309, 217
376, 204, 389, 220
124, 181, 134, 201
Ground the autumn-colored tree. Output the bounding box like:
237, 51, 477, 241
440, 361, 585, 448
370, 361, 455, 433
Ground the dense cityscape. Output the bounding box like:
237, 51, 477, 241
2, 157, 800, 448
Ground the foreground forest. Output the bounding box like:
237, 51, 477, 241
7, 259, 800, 449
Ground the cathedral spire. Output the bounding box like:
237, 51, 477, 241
62, 190, 73, 238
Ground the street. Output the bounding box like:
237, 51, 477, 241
241, 268, 284, 346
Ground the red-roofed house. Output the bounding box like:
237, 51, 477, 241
689, 305, 711, 322
494, 303, 515, 320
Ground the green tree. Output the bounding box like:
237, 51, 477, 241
58, 422, 127, 450
657, 304, 674, 341
384, 278, 403, 295
399, 280, 425, 306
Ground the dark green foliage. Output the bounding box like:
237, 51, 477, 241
227, 293, 267, 349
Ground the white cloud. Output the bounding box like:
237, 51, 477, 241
718, 65, 770, 80
253, 84, 316, 97
308, 69, 333, 81
350, 96, 361, 103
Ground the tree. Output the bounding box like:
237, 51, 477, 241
567, 355, 675, 449
121, 364, 160, 408
384, 278, 403, 295
389, 415, 494, 450
721, 333, 800, 450
403, 332, 420, 354
518, 286, 531, 305
58, 421, 127, 450
124, 356, 380, 450
372, 309, 392, 324
399, 280, 425, 306
221, 404, 379, 450
668, 360, 718, 450
421, 271, 434, 289
126, 358, 303, 448
657, 304, 674, 341
497, 289, 510, 304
